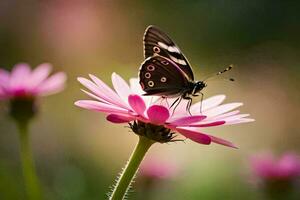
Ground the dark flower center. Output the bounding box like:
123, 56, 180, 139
129, 121, 178, 143
9, 96, 37, 124
263, 179, 298, 199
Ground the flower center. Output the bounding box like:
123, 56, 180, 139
129, 121, 177, 143
9, 96, 37, 124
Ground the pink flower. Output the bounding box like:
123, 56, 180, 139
251, 153, 300, 181
0, 63, 66, 99
75, 73, 254, 148
140, 158, 178, 180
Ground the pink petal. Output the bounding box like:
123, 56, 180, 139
190, 95, 226, 114
211, 110, 240, 121
78, 77, 119, 105
176, 128, 211, 145
89, 74, 130, 109
166, 98, 187, 116
208, 135, 237, 148
128, 95, 146, 116
27, 63, 52, 90
203, 103, 243, 117
10, 63, 31, 89
112, 73, 131, 103
251, 155, 276, 178
277, 154, 300, 177
81, 89, 110, 104
222, 114, 250, 121
140, 158, 178, 179
106, 114, 135, 123
225, 118, 255, 125
190, 121, 225, 127
0, 87, 6, 98
129, 78, 144, 95
147, 105, 169, 124
129, 78, 159, 108
279, 154, 300, 168
37, 72, 66, 96
168, 115, 206, 126
75, 100, 129, 114
0, 69, 10, 88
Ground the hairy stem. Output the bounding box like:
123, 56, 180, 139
110, 136, 154, 200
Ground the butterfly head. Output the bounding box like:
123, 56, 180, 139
192, 81, 207, 95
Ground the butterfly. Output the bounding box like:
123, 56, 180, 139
139, 25, 233, 114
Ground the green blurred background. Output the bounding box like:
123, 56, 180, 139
0, 0, 299, 199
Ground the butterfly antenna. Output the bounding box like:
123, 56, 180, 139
216, 64, 234, 76
202, 64, 234, 82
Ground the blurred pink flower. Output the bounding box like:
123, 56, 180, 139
251, 153, 300, 181
75, 73, 254, 147
0, 63, 66, 99
39, 0, 110, 58
140, 158, 178, 180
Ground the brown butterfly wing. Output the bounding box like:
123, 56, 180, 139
139, 55, 189, 97
143, 25, 194, 81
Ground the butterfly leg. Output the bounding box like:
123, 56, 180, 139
163, 96, 170, 108
170, 96, 181, 109
183, 96, 193, 116
170, 96, 183, 116
191, 92, 204, 114
199, 92, 204, 114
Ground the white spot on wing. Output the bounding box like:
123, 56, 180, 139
147, 65, 155, 71
168, 46, 180, 53
158, 42, 181, 53
148, 81, 154, 87
160, 77, 167, 82
158, 42, 169, 49
161, 60, 169, 65
170, 55, 187, 65
153, 46, 160, 53
145, 72, 151, 78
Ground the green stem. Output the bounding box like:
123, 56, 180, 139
110, 136, 154, 200
17, 122, 43, 200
